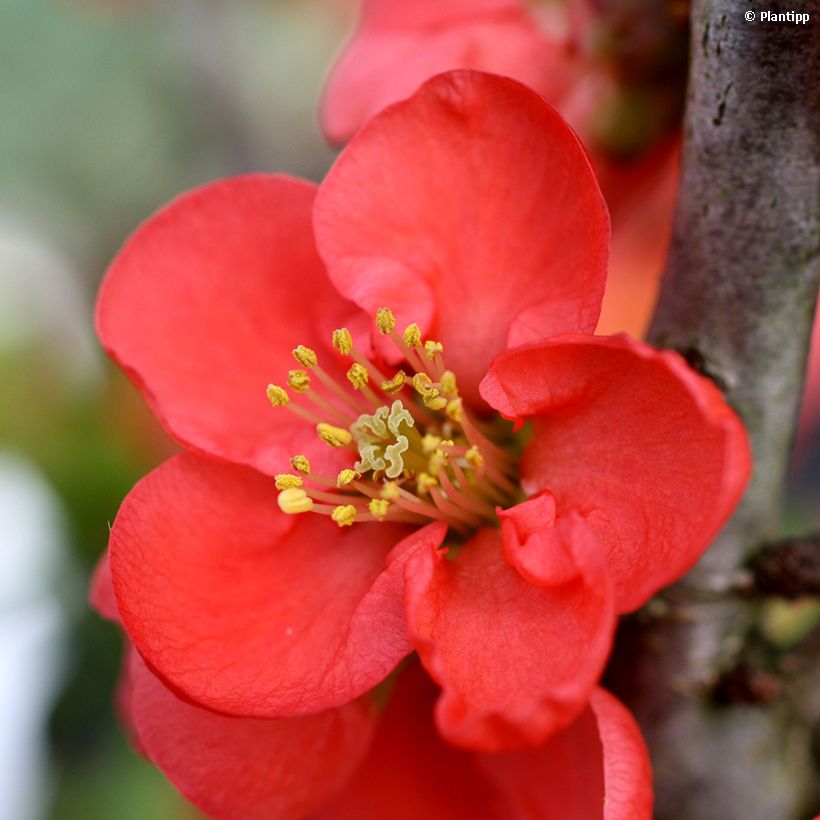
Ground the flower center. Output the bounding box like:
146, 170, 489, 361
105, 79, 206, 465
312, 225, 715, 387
266, 308, 520, 536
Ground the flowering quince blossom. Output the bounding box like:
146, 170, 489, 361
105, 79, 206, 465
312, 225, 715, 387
92, 70, 750, 819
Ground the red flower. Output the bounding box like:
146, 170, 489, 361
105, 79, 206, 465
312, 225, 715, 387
94, 71, 749, 818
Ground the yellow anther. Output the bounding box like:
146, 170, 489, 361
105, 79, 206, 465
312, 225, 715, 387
421, 434, 442, 454
368, 498, 391, 521
275, 473, 303, 490
376, 307, 396, 334
317, 423, 353, 448
403, 323, 422, 348
428, 450, 448, 476
336, 469, 361, 487
466, 445, 484, 469
331, 504, 357, 527
332, 328, 353, 355
266, 384, 289, 407
347, 362, 370, 390
445, 397, 463, 422
292, 345, 318, 368
424, 340, 444, 359
424, 394, 448, 411
288, 369, 311, 392
416, 472, 438, 495
381, 370, 407, 394
439, 371, 458, 396
277, 487, 314, 514
412, 372, 437, 398
380, 481, 401, 500
290, 455, 311, 475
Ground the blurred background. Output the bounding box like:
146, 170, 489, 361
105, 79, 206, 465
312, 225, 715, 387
0, 1, 817, 818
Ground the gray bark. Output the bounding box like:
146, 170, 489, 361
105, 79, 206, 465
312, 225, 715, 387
611, 3, 820, 819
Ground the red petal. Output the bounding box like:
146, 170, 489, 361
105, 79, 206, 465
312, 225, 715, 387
129, 652, 375, 820
89, 552, 119, 623
321, 1, 569, 145
110, 453, 421, 717
96, 174, 361, 477
477, 687, 653, 820
320, 664, 504, 820
480, 333, 752, 612
315, 70, 609, 405
404, 524, 614, 751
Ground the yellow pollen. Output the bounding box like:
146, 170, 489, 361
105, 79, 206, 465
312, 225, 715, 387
403, 323, 422, 348
445, 397, 463, 422
424, 394, 448, 411
331, 504, 357, 527
347, 363, 370, 390
376, 307, 396, 334
412, 372, 437, 398
278, 487, 314, 514
368, 498, 391, 520
332, 328, 353, 355
317, 423, 353, 447
466, 445, 484, 468
336, 469, 361, 487
292, 345, 318, 368
288, 369, 310, 392
439, 371, 458, 396
428, 450, 448, 476
275, 473, 303, 490
421, 434, 442, 455
380, 481, 401, 500
266, 384, 289, 407
416, 472, 438, 495
290, 455, 311, 475
424, 340, 444, 359
381, 370, 407, 394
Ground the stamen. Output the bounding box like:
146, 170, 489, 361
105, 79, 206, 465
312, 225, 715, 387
381, 370, 406, 394
368, 498, 390, 520
380, 481, 401, 500
347, 363, 370, 390
332, 328, 353, 355
416, 472, 438, 495
290, 455, 311, 475
317, 423, 353, 448
424, 340, 444, 359
274, 474, 303, 490
292, 345, 318, 368
331, 504, 357, 527
288, 370, 311, 392
403, 324, 422, 348
376, 307, 396, 334
278, 487, 314, 514
266, 384, 289, 407
445, 397, 463, 422
337, 469, 361, 487
421, 434, 442, 454
439, 371, 458, 396
412, 372, 437, 398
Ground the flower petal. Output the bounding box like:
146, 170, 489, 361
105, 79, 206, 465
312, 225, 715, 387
480, 333, 752, 612
404, 522, 614, 751
477, 687, 653, 820
321, 1, 569, 145
315, 70, 609, 405
110, 452, 421, 717
96, 174, 363, 477
128, 652, 375, 820
320, 664, 504, 820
